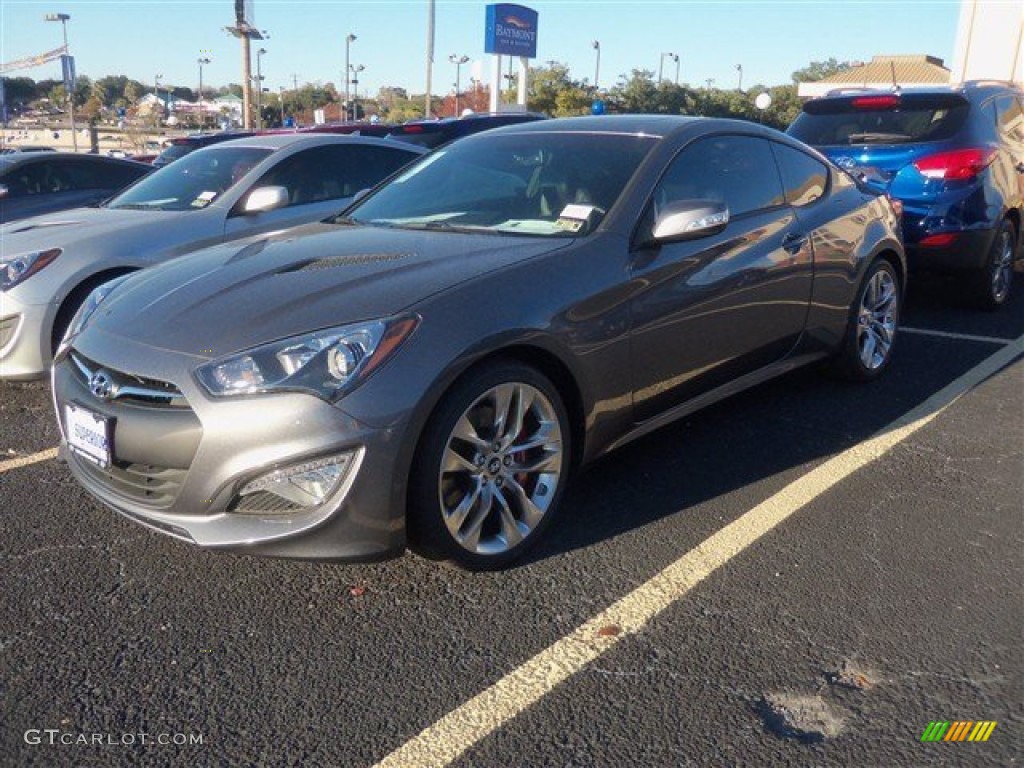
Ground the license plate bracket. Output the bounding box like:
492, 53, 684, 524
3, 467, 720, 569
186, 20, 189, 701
65, 402, 113, 468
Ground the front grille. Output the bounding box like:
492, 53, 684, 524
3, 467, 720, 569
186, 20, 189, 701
70, 352, 188, 408
0, 315, 19, 350
73, 453, 187, 508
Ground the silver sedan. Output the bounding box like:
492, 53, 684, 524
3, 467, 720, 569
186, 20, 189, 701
0, 134, 424, 379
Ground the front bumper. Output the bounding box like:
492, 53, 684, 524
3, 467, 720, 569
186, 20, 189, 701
0, 293, 55, 380
52, 333, 409, 561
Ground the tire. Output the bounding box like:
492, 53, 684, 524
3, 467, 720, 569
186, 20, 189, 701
968, 219, 1016, 311
407, 361, 571, 570
830, 258, 901, 382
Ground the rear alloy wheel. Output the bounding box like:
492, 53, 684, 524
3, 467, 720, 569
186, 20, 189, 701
409, 362, 570, 570
831, 259, 901, 381
970, 219, 1015, 310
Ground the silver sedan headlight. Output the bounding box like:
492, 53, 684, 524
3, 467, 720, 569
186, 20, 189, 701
195, 316, 419, 401
0, 248, 62, 290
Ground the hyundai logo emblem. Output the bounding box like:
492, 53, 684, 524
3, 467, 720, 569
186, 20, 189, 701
835, 156, 858, 170
88, 370, 117, 401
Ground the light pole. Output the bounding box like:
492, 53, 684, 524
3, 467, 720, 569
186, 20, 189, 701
592, 41, 600, 91
736, 64, 743, 92
255, 48, 267, 129
673, 55, 681, 85
45, 12, 76, 151
449, 54, 469, 116
658, 52, 677, 83
344, 33, 356, 121
154, 74, 164, 121
279, 86, 286, 127
349, 64, 365, 119
197, 56, 210, 129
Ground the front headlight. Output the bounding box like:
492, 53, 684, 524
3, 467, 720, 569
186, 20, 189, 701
195, 315, 419, 400
0, 248, 62, 290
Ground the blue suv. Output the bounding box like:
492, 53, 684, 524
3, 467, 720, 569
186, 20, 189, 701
788, 82, 1023, 309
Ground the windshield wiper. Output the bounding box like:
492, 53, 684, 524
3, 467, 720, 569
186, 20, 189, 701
109, 203, 165, 210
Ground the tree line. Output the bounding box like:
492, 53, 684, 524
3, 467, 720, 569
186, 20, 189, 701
2, 59, 851, 131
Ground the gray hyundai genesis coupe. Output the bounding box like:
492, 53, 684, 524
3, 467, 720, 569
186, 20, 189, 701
52, 116, 905, 570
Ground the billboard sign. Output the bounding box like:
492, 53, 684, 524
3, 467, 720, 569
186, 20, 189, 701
484, 4, 538, 59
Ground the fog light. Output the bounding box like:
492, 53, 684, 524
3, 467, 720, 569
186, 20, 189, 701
238, 452, 357, 509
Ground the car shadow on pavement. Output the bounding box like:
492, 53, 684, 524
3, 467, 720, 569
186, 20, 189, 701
523, 330, 1004, 567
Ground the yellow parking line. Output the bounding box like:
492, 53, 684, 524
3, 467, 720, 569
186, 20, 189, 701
374, 334, 1023, 768
0, 447, 59, 474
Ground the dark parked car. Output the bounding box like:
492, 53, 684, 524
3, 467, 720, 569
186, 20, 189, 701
0, 152, 152, 224
52, 116, 903, 570
151, 131, 256, 168
788, 81, 1024, 309
386, 112, 546, 149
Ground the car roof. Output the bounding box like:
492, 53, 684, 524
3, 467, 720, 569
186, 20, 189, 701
479, 114, 704, 138
190, 132, 429, 153
0, 151, 151, 170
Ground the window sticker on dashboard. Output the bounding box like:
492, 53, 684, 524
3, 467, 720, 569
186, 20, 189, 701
191, 191, 217, 208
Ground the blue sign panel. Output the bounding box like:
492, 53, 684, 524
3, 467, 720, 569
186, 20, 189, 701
484, 4, 538, 59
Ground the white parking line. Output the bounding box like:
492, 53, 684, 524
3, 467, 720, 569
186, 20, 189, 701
900, 326, 1014, 345
374, 334, 1024, 768
0, 447, 59, 474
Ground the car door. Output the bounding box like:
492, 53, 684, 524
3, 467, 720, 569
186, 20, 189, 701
628, 133, 815, 423
223, 143, 420, 237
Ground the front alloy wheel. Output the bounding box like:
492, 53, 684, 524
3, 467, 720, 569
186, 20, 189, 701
409, 362, 570, 570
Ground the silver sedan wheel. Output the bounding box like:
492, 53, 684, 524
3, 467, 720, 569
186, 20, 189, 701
857, 268, 898, 370
438, 382, 564, 556
990, 228, 1014, 305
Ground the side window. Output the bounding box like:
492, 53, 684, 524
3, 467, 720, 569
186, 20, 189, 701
654, 135, 785, 219
55, 159, 105, 190
994, 95, 1024, 143
254, 145, 417, 207
771, 143, 828, 207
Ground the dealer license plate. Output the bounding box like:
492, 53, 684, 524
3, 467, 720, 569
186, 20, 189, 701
65, 403, 112, 468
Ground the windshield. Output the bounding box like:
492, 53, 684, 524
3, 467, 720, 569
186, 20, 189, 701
108, 146, 272, 211
345, 132, 657, 237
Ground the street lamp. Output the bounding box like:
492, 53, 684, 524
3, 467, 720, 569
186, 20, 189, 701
279, 86, 286, 127
45, 12, 76, 151
449, 54, 469, 116
736, 64, 743, 92
154, 74, 164, 121
592, 41, 600, 91
197, 57, 211, 129
673, 55, 681, 85
349, 64, 365, 119
658, 52, 677, 83
254, 48, 267, 130
344, 33, 356, 121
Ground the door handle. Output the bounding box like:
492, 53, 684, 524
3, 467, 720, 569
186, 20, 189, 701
782, 232, 808, 254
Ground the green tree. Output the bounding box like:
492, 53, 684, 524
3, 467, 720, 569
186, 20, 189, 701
526, 62, 591, 117
791, 58, 852, 83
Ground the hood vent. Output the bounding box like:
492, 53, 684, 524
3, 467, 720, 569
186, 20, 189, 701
279, 252, 412, 273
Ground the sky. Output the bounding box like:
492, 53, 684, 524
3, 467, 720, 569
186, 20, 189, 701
1, 0, 967, 98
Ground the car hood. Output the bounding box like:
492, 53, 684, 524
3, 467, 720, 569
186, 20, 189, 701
88, 222, 573, 358
0, 205, 200, 256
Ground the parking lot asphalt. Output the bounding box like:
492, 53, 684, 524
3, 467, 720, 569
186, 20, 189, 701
1, 281, 1021, 768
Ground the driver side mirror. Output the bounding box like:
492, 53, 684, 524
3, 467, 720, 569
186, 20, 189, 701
649, 199, 729, 244
243, 185, 289, 214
